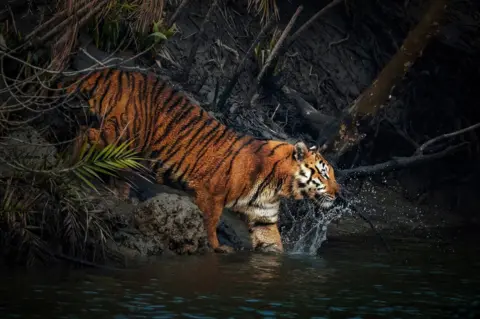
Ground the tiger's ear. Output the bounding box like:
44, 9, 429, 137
293, 142, 309, 162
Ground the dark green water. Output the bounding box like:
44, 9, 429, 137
1, 239, 479, 319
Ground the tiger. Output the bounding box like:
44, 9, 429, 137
52, 68, 340, 254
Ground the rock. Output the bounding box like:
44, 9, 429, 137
111, 186, 284, 260
114, 193, 211, 257
217, 209, 252, 250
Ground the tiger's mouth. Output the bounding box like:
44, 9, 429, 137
314, 193, 335, 209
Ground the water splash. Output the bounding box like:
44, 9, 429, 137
280, 198, 356, 255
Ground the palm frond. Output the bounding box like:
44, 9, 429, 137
248, 0, 280, 24
71, 139, 146, 192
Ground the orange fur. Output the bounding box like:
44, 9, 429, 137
55, 68, 340, 253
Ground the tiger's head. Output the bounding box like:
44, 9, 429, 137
290, 141, 340, 208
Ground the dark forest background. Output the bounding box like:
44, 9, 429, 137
0, 0, 479, 266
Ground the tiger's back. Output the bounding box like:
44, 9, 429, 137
58, 68, 340, 254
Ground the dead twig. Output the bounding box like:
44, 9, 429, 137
339, 144, 466, 178
38, 0, 107, 45
416, 122, 480, 155
246, 5, 304, 106
285, 0, 343, 49
167, 0, 191, 28
184, 0, 220, 80
24, 0, 91, 42
216, 18, 274, 111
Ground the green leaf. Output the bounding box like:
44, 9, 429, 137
73, 171, 99, 193
149, 32, 168, 41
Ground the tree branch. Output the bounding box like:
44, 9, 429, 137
167, 0, 191, 28
246, 5, 303, 106
280, 85, 337, 128
339, 144, 465, 178
285, 0, 344, 49
323, 0, 450, 157
416, 122, 480, 155
216, 18, 274, 111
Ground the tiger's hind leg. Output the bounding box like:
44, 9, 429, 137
110, 178, 132, 201
194, 192, 235, 254
71, 126, 105, 162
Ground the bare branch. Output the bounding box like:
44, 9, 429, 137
281, 86, 336, 128
167, 0, 191, 28
339, 144, 465, 178
255, 5, 303, 87
216, 18, 274, 111
25, 0, 92, 42
286, 0, 344, 49
416, 122, 480, 155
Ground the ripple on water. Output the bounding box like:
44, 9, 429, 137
1, 240, 479, 318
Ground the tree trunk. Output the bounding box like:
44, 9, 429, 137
324, 0, 449, 157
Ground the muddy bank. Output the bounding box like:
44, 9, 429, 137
1, 0, 479, 266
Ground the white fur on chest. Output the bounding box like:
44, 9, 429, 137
225, 184, 280, 224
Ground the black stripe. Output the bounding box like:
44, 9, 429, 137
152, 80, 167, 105
306, 167, 315, 183
208, 134, 249, 176
187, 125, 228, 177
253, 141, 269, 154
222, 137, 258, 187
87, 69, 111, 97
178, 120, 223, 178
132, 73, 144, 149
149, 108, 204, 161
248, 160, 281, 205
163, 118, 215, 172
223, 188, 231, 207
165, 128, 210, 176
144, 81, 168, 152
96, 72, 113, 116
267, 143, 288, 156
142, 74, 155, 152
231, 185, 248, 208
161, 88, 180, 114
299, 169, 308, 178
156, 109, 206, 161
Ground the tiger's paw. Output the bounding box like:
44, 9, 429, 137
214, 245, 235, 254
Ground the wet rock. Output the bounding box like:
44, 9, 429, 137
217, 209, 252, 250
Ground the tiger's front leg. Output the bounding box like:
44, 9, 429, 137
248, 222, 284, 253
194, 192, 235, 254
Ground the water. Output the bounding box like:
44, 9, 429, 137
1, 239, 479, 318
